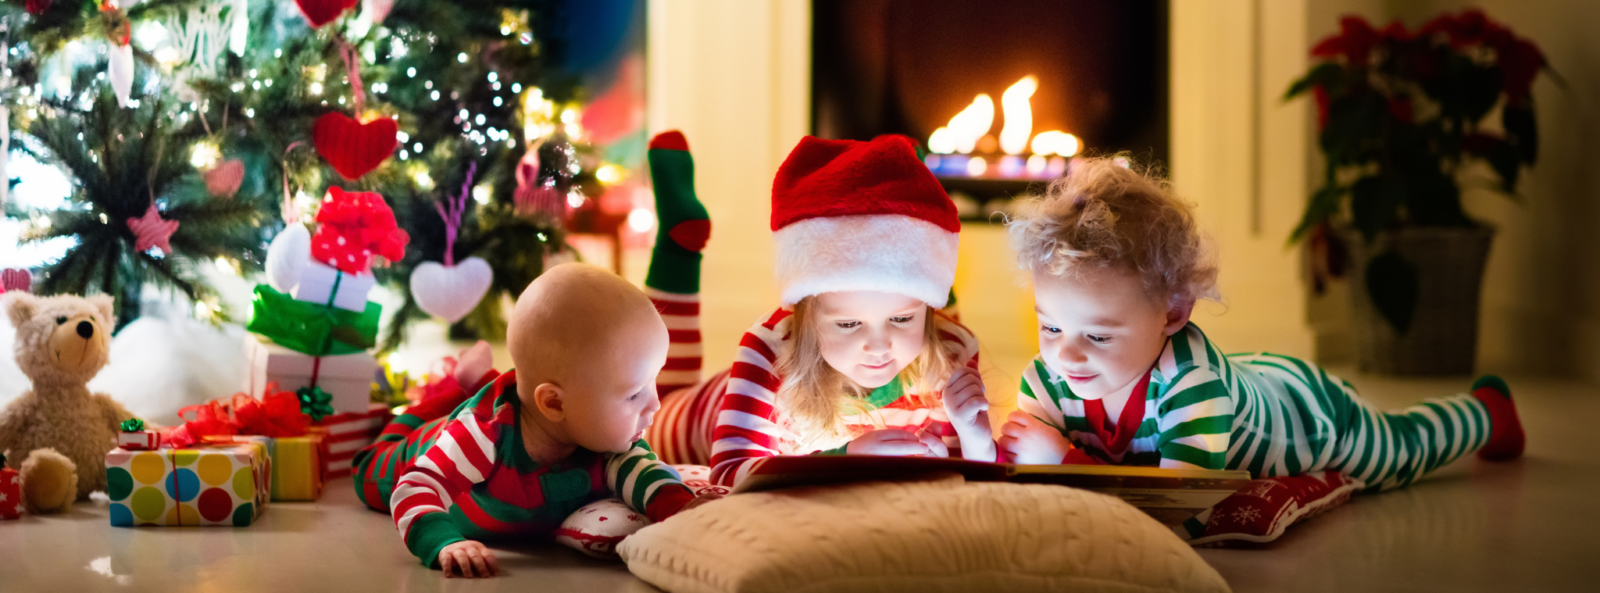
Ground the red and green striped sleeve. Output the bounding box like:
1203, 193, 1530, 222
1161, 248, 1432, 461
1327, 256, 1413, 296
391, 408, 502, 567
605, 440, 695, 522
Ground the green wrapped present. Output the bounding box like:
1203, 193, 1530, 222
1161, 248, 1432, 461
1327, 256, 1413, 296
247, 284, 380, 356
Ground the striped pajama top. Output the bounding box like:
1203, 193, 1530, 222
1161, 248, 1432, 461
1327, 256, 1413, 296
708, 308, 980, 486
389, 371, 694, 567
1020, 322, 1342, 475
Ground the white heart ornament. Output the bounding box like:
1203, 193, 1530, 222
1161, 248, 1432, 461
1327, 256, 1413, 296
411, 257, 493, 322
265, 223, 311, 292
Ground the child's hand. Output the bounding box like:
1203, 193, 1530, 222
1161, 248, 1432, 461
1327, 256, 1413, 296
943, 367, 997, 461
847, 429, 940, 456
916, 427, 950, 458
998, 410, 1072, 464
438, 540, 500, 578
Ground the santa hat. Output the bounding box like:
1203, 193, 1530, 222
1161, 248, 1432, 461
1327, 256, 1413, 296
771, 135, 960, 307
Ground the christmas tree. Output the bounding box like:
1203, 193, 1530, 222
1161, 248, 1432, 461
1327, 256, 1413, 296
3, 0, 615, 348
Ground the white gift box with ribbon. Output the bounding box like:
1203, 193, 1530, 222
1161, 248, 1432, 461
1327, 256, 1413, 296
243, 333, 375, 415
291, 261, 376, 313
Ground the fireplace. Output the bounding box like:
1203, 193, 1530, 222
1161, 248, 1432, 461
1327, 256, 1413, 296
812, 0, 1169, 219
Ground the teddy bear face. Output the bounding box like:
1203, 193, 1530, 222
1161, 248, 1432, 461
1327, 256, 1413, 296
4, 293, 115, 386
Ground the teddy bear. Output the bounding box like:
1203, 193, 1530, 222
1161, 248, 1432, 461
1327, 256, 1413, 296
0, 292, 138, 514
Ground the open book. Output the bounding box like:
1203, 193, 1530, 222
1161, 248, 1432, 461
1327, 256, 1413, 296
731, 455, 1253, 527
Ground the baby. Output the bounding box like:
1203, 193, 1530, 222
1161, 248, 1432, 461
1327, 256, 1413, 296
353, 263, 704, 577
955, 157, 1523, 493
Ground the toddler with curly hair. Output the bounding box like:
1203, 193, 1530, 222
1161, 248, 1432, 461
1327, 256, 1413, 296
943, 156, 1525, 496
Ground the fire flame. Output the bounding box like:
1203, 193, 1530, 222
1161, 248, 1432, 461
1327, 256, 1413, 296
929, 94, 994, 154
999, 76, 1037, 155
927, 75, 1081, 166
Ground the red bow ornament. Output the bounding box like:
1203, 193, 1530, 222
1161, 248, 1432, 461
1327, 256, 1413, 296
310, 187, 410, 274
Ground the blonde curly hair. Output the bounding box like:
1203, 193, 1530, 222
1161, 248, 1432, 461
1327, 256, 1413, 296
1008, 156, 1219, 307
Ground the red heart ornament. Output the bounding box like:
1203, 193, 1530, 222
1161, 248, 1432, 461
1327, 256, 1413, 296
295, 0, 359, 29
313, 113, 399, 181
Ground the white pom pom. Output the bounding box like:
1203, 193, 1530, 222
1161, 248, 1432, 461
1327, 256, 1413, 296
265, 224, 312, 293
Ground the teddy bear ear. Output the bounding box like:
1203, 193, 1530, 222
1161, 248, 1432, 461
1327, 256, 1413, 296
4, 292, 38, 328
87, 294, 116, 328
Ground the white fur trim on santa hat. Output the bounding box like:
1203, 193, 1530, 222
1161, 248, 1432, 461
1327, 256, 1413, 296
774, 214, 958, 307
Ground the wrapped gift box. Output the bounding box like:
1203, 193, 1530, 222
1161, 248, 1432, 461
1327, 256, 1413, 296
105, 442, 270, 527
1, 462, 20, 520
118, 430, 161, 450
269, 435, 328, 501
292, 262, 375, 313
314, 403, 392, 479
244, 333, 375, 415
209, 435, 328, 502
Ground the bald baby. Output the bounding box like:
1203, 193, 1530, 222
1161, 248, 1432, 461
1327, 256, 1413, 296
507, 263, 670, 459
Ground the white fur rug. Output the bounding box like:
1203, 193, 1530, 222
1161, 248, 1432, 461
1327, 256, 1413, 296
0, 302, 248, 425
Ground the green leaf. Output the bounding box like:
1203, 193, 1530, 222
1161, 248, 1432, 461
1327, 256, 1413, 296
1320, 92, 1386, 166
1285, 63, 1345, 100
1482, 140, 1522, 193
1502, 104, 1539, 165
1290, 184, 1345, 244
1365, 251, 1418, 334
1350, 176, 1405, 242
1461, 65, 1504, 123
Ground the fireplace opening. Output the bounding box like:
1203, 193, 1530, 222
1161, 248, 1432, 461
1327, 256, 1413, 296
812, 0, 1169, 220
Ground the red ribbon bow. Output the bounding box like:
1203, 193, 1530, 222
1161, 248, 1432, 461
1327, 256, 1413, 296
161, 383, 311, 448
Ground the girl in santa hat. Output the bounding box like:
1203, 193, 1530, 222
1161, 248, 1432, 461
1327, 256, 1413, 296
639, 132, 995, 488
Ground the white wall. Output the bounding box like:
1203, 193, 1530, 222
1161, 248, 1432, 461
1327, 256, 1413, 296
645, 0, 810, 375
1170, 0, 1316, 359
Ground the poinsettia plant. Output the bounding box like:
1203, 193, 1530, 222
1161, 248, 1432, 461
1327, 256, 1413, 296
1286, 9, 1552, 329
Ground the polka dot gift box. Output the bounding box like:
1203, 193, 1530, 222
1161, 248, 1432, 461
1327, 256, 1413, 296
104, 442, 271, 527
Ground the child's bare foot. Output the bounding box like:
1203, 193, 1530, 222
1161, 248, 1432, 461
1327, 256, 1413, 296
1472, 375, 1524, 461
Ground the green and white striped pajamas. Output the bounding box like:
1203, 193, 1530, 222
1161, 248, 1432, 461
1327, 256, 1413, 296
1018, 323, 1491, 492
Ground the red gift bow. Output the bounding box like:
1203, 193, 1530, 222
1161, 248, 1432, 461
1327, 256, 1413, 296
234, 384, 313, 438
161, 383, 311, 448
310, 187, 409, 274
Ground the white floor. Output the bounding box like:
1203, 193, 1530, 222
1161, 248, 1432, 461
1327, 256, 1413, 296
2, 369, 1594, 593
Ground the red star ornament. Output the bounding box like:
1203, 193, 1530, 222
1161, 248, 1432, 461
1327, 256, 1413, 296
127, 204, 180, 254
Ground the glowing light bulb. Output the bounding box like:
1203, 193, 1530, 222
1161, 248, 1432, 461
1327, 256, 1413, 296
190, 143, 221, 169
627, 207, 655, 233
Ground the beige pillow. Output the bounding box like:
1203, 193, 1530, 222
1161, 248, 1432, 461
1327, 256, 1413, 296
619, 474, 1231, 593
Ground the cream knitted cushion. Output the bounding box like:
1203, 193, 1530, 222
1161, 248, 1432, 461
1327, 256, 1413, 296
618, 475, 1230, 593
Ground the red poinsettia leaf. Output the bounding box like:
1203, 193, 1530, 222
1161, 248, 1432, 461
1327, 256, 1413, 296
1500, 38, 1545, 103
1381, 20, 1412, 42
1311, 35, 1347, 58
